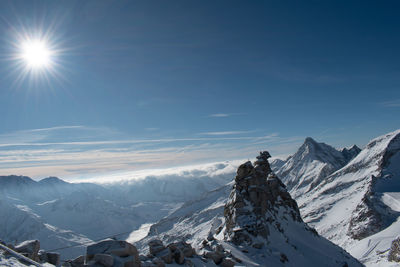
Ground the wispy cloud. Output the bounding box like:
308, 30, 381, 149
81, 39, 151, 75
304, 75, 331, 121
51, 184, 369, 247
208, 113, 244, 118
0, 126, 301, 181
379, 99, 400, 107
26, 125, 85, 132
199, 131, 255, 136
145, 128, 159, 131
209, 113, 230, 117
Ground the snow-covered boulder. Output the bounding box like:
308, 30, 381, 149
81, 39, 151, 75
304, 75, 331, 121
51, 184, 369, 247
86, 239, 141, 267
38, 250, 60, 266
14, 240, 40, 262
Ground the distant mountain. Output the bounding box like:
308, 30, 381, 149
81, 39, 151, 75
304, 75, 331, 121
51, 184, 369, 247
0, 197, 91, 260
140, 152, 362, 267
274, 137, 360, 198
0, 162, 235, 259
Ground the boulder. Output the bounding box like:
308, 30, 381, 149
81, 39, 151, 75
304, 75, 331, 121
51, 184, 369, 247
220, 258, 235, 267
113, 254, 141, 267
151, 257, 165, 267
47, 252, 61, 266
148, 240, 165, 255
204, 251, 224, 265
39, 250, 61, 266
71, 255, 85, 267
94, 254, 114, 267
14, 240, 40, 261
63, 255, 85, 267
38, 250, 48, 263
86, 260, 105, 267
173, 248, 185, 264
169, 241, 195, 258
86, 240, 140, 266
155, 247, 173, 264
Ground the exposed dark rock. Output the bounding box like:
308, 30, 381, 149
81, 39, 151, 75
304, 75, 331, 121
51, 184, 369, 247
93, 254, 114, 267
204, 251, 224, 264
14, 240, 40, 262
39, 250, 61, 266
341, 145, 361, 163
388, 237, 400, 262
220, 258, 235, 267
347, 189, 383, 240
149, 240, 165, 255
224, 151, 302, 245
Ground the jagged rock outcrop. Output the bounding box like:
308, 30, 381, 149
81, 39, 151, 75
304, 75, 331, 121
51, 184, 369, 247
341, 145, 362, 163
388, 237, 400, 262
224, 151, 303, 245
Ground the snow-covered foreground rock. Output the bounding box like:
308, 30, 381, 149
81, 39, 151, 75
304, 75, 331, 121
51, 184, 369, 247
139, 151, 362, 266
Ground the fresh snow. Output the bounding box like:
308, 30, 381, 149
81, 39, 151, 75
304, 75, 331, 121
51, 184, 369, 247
0, 161, 237, 259
274, 129, 400, 266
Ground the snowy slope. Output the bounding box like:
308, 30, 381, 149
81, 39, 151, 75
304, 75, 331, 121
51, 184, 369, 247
275, 137, 360, 199
137, 183, 232, 252
295, 130, 400, 266
0, 161, 236, 260
0, 197, 92, 259
348, 193, 400, 266
139, 152, 362, 267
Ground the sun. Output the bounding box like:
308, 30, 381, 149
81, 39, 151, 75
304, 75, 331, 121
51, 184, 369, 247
20, 39, 53, 69
7, 25, 65, 87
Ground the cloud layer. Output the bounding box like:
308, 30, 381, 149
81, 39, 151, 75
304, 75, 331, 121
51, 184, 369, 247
0, 126, 302, 180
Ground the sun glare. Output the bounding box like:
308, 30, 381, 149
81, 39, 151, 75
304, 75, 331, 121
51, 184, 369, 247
20, 39, 52, 69
9, 28, 64, 87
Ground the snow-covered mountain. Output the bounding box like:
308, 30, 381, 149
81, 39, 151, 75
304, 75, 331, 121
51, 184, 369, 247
0, 162, 235, 259
273, 130, 400, 266
139, 151, 362, 266
2, 129, 400, 266
274, 137, 360, 199
0, 196, 91, 259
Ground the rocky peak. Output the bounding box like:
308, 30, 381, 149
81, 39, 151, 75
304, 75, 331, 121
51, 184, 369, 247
304, 136, 317, 145
224, 151, 302, 246
341, 145, 361, 163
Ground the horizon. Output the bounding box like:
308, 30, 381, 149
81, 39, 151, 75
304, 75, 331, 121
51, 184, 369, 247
0, 1, 399, 181
0, 127, 397, 181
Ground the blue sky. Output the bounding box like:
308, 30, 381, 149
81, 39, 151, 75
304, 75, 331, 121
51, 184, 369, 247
0, 1, 399, 180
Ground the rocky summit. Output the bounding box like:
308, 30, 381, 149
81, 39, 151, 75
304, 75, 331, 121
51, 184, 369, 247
224, 151, 302, 245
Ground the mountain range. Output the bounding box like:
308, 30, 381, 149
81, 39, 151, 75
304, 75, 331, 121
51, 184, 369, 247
0, 129, 399, 266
